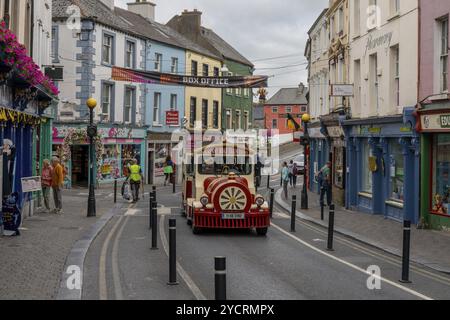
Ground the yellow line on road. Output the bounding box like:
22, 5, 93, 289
112, 216, 129, 300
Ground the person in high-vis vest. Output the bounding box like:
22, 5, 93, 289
128, 159, 142, 203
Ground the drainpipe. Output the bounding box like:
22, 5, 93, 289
30, 0, 34, 59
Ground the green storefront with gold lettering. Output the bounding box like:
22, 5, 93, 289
417, 101, 450, 231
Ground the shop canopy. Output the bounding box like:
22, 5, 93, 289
111, 66, 269, 89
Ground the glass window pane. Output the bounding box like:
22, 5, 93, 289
432, 134, 450, 215
361, 140, 373, 193
390, 142, 404, 202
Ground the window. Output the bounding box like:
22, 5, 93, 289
102, 34, 114, 65
439, 17, 449, 92
301, 106, 307, 112
235, 110, 241, 130
3, 0, 11, 28
202, 99, 208, 128
202, 64, 209, 77
101, 83, 113, 119
226, 72, 233, 95
361, 140, 373, 193
334, 147, 344, 188
390, 142, 404, 202
125, 40, 135, 68
354, 0, 360, 36
170, 94, 177, 111
354, 59, 361, 114
191, 60, 198, 76
286, 107, 292, 114
330, 16, 335, 40
171, 57, 178, 74
272, 107, 278, 113
153, 92, 161, 125
244, 88, 250, 97
226, 109, 232, 129
391, 46, 400, 107
51, 26, 58, 62
272, 119, 278, 129
190, 97, 197, 127
338, 7, 344, 34
369, 53, 379, 113
154, 53, 162, 72
213, 101, 219, 128
213, 67, 219, 77
391, 0, 400, 16
124, 87, 135, 123
432, 134, 450, 215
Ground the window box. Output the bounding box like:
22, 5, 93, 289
386, 200, 404, 210
358, 192, 373, 199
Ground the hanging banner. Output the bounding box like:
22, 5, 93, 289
112, 66, 269, 88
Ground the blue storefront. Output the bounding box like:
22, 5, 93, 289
342, 108, 420, 224
308, 122, 330, 194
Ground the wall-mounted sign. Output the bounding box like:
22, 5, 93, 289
420, 114, 450, 132
21, 176, 42, 193
364, 32, 393, 56
330, 84, 354, 97
166, 111, 180, 126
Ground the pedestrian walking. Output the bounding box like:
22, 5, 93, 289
41, 159, 53, 213
128, 159, 143, 203
51, 157, 64, 214
317, 161, 332, 207
164, 156, 174, 186
282, 162, 290, 200
292, 163, 298, 188
288, 160, 294, 187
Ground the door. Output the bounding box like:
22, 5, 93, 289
71, 145, 89, 187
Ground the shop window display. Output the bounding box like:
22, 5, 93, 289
334, 147, 344, 188
98, 145, 121, 181
122, 145, 141, 178
432, 134, 450, 216
361, 140, 373, 193
390, 142, 404, 202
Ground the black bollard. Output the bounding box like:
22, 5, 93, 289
269, 188, 275, 219
168, 219, 179, 285
114, 179, 117, 203
151, 201, 158, 250
267, 174, 270, 189
215, 257, 227, 300
327, 204, 335, 251
149, 191, 154, 230
321, 202, 324, 221
172, 173, 176, 194
400, 220, 412, 283
291, 195, 297, 232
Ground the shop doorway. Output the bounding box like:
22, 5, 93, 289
71, 145, 89, 187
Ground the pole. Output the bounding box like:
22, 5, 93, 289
301, 122, 309, 210
87, 108, 96, 217
149, 190, 154, 230
114, 179, 117, 204
172, 172, 176, 194
400, 220, 412, 283
327, 204, 335, 251
321, 202, 324, 221
269, 188, 274, 219
151, 200, 158, 250
267, 173, 270, 189
291, 195, 296, 232
168, 218, 179, 285
215, 257, 227, 300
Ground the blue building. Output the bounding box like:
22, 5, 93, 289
342, 108, 420, 224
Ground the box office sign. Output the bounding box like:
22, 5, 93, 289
420, 114, 450, 131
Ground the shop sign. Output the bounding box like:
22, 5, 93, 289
330, 84, 354, 97
420, 114, 450, 131
359, 126, 381, 135
21, 176, 42, 193
166, 111, 180, 126
308, 128, 326, 139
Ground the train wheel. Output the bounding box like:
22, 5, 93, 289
256, 227, 268, 236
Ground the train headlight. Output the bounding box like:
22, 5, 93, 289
200, 195, 209, 207
255, 195, 265, 207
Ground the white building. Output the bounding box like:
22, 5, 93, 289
33, 0, 53, 68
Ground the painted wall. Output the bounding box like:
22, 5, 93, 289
349, 0, 419, 118
33, 0, 52, 68
222, 59, 253, 131
185, 50, 222, 130
145, 40, 185, 131
264, 105, 306, 135
419, 0, 450, 101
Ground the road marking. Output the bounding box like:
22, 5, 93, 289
99, 216, 124, 300
112, 216, 129, 300
125, 209, 139, 216
160, 215, 207, 300
271, 222, 433, 300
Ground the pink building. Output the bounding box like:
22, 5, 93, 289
416, 0, 450, 230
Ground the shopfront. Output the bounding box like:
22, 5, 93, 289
308, 121, 329, 194
53, 123, 146, 188
147, 132, 178, 185
417, 102, 450, 230
343, 108, 419, 223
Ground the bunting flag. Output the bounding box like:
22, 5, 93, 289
112, 66, 269, 88
287, 113, 301, 131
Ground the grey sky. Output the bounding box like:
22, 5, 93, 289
116, 0, 328, 98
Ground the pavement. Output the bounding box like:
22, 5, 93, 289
0, 185, 119, 300
274, 184, 450, 275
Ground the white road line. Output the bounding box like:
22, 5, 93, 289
99, 215, 124, 300
271, 222, 434, 300
112, 216, 129, 300
160, 215, 207, 300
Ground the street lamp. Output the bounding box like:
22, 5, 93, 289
86, 98, 98, 217
300, 113, 310, 210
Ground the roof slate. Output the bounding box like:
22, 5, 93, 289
265, 87, 308, 105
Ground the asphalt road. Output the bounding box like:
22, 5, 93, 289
81, 148, 450, 300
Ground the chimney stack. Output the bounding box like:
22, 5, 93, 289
298, 83, 305, 94
127, 0, 156, 21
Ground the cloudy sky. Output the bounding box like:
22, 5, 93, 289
116, 0, 328, 98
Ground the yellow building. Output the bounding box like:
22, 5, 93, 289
185, 50, 222, 130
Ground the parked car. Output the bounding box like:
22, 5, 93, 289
293, 155, 305, 174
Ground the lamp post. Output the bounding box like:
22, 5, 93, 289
301, 113, 310, 210
86, 98, 98, 217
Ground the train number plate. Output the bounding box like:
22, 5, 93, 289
222, 213, 245, 220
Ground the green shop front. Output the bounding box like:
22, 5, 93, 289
417, 101, 450, 230
52, 123, 146, 188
